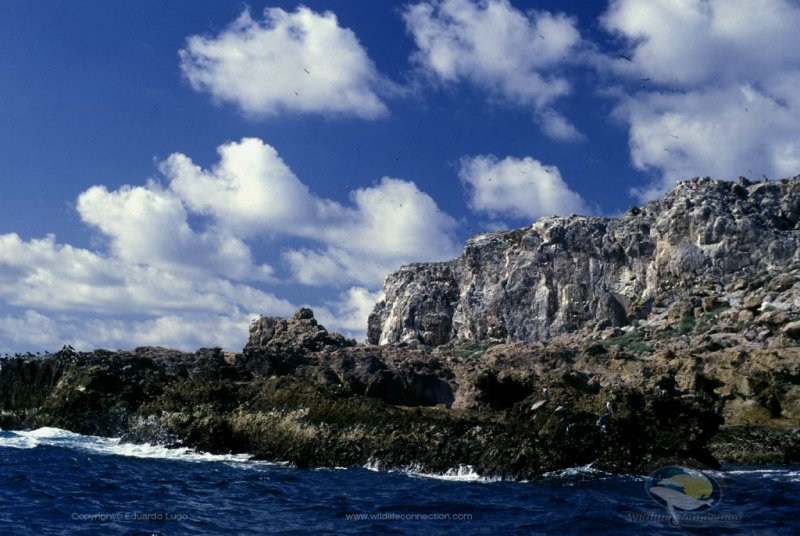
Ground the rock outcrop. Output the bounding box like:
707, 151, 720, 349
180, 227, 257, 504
246, 307, 355, 353
369, 176, 800, 346
2, 177, 800, 478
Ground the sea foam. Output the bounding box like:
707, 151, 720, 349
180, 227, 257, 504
0, 427, 252, 464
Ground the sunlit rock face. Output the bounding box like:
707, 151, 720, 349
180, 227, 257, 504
369, 176, 800, 346
246, 307, 355, 353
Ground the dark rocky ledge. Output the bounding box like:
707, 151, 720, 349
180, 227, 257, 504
1, 306, 798, 479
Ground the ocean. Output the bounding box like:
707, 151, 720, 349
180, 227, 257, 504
0, 427, 797, 535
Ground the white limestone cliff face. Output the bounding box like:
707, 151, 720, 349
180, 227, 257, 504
368, 176, 800, 346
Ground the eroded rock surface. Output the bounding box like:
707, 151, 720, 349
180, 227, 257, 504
246, 308, 355, 353
369, 176, 800, 347
2, 177, 800, 478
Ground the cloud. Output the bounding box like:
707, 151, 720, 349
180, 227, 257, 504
599, 0, 800, 199
601, 0, 800, 86
459, 155, 590, 220
314, 287, 384, 340
0, 229, 298, 353
0, 310, 63, 350
0, 138, 460, 352
538, 109, 584, 142
163, 138, 316, 236
325, 177, 459, 260
180, 7, 389, 119
283, 247, 396, 287
404, 0, 583, 140
617, 82, 800, 200
77, 183, 272, 281
163, 139, 460, 286
0, 309, 256, 353
0, 233, 292, 316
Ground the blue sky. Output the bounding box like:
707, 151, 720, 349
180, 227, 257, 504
1, 0, 799, 353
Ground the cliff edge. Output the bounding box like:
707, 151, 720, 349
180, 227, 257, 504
2, 176, 800, 478
369, 176, 800, 347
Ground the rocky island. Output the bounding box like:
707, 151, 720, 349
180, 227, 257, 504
1, 176, 799, 479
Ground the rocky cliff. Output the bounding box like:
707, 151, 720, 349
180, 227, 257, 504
369, 176, 800, 346
2, 176, 800, 478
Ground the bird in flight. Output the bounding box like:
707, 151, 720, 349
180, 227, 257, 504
619, 54, 633, 62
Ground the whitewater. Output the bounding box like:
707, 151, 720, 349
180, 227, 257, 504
1, 427, 797, 534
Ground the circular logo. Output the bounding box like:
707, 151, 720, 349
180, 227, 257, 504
645, 466, 722, 513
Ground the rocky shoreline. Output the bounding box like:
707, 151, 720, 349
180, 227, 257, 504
2, 176, 799, 478
1, 306, 798, 479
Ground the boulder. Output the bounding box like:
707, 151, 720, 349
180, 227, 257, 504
782, 321, 800, 340
246, 308, 355, 353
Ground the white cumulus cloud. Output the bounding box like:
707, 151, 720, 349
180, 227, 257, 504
163, 139, 317, 236
162, 138, 460, 286
601, 0, 800, 86
0, 309, 259, 353
0, 233, 292, 316
599, 0, 800, 199
617, 83, 800, 200
459, 155, 590, 221
0, 138, 461, 352
77, 183, 272, 281
180, 7, 389, 119
314, 287, 384, 340
283, 248, 397, 288
322, 177, 459, 260
404, 0, 583, 140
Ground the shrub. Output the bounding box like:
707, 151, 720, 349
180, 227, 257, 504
452, 341, 494, 360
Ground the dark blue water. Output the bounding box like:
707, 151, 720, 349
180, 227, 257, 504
0, 428, 797, 535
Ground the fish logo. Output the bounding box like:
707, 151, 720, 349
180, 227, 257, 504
645, 466, 722, 525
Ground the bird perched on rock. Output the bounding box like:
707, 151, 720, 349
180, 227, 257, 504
597, 413, 611, 434
597, 400, 615, 433
531, 388, 549, 411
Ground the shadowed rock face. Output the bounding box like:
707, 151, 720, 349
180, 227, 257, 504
1, 308, 799, 476
0, 341, 731, 477
368, 264, 460, 347
369, 176, 800, 346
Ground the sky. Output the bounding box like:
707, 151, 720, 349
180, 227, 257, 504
1, 0, 799, 353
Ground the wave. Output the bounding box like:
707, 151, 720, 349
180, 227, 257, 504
0, 427, 253, 464
362, 459, 500, 483
405, 464, 502, 483
540, 465, 619, 480
719, 467, 800, 482
361, 458, 640, 484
